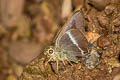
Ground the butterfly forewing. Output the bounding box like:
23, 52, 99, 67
57, 29, 89, 57
63, 10, 85, 32
55, 10, 85, 46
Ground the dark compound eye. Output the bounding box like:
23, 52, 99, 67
49, 49, 54, 54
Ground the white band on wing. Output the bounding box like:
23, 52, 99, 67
66, 31, 84, 55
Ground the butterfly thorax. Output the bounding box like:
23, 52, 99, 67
44, 45, 68, 62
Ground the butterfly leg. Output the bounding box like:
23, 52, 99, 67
44, 57, 52, 67
66, 57, 73, 66
56, 60, 59, 71
62, 60, 66, 65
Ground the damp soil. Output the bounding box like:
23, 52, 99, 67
0, 0, 120, 80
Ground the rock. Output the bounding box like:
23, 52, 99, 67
88, 0, 110, 10
97, 36, 111, 49
97, 15, 109, 28
8, 41, 41, 64
104, 4, 116, 15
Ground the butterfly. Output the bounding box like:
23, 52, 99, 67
44, 10, 101, 70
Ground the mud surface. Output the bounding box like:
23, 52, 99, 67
0, 0, 120, 80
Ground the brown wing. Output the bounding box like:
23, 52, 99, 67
63, 10, 85, 32
56, 29, 89, 57
55, 10, 85, 45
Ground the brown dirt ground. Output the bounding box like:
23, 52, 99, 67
0, 0, 120, 80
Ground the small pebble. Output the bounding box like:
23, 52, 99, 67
97, 36, 110, 49
77, 63, 82, 70
97, 16, 109, 28
104, 4, 116, 15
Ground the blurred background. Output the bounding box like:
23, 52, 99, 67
0, 0, 83, 80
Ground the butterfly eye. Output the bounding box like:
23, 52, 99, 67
48, 49, 54, 54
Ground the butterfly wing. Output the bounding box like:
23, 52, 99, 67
56, 29, 89, 57
55, 10, 85, 45
63, 10, 85, 32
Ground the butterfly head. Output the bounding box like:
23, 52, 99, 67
44, 46, 56, 57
